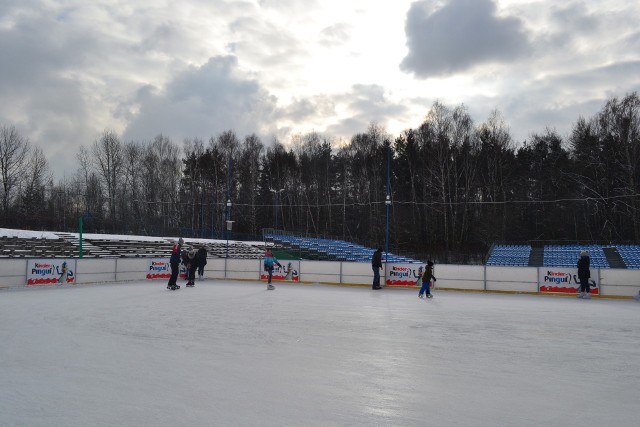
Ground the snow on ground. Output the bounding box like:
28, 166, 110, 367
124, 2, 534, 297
0, 227, 266, 247
0, 228, 61, 239
1, 281, 638, 426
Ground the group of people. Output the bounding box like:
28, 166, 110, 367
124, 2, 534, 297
371, 247, 437, 298
166, 238, 208, 290
167, 241, 595, 297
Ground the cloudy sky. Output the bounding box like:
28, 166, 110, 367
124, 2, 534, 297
1, 0, 639, 179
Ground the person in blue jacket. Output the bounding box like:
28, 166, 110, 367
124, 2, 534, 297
263, 248, 282, 290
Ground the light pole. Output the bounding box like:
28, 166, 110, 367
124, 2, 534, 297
225, 199, 232, 258
385, 194, 391, 263
269, 188, 285, 230
385, 141, 391, 263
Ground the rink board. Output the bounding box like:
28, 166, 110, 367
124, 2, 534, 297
1, 258, 640, 296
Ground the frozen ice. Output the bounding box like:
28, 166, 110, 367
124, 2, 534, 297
1, 281, 639, 426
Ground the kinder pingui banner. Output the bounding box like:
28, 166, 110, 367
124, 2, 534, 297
146, 259, 186, 279
539, 268, 599, 294
27, 259, 76, 285
261, 259, 300, 282
386, 263, 424, 286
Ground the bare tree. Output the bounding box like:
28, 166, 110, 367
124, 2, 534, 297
0, 125, 31, 220
92, 130, 123, 230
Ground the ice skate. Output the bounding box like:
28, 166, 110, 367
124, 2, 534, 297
267, 284, 275, 290
426, 294, 433, 299
418, 294, 424, 299
577, 292, 583, 298
582, 292, 591, 299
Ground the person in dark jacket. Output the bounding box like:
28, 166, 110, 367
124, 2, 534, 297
371, 247, 383, 289
577, 250, 591, 299
418, 261, 436, 299
167, 237, 183, 290
197, 246, 208, 280
183, 248, 197, 287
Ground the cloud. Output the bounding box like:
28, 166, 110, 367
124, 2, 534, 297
325, 85, 408, 136
400, 0, 531, 77
319, 23, 352, 47
122, 55, 279, 142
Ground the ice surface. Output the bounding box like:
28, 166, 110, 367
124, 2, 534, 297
1, 281, 638, 426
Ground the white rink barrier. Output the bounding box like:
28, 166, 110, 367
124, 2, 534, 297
1, 258, 639, 298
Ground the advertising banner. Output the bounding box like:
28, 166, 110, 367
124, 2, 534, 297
27, 259, 76, 285
260, 259, 300, 282
146, 258, 186, 279
539, 268, 599, 294
385, 263, 425, 287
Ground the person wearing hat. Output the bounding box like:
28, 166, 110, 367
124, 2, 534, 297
167, 237, 184, 290
418, 260, 436, 299
183, 248, 197, 287
371, 247, 383, 289
577, 250, 591, 299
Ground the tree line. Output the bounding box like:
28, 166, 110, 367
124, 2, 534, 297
1, 92, 639, 263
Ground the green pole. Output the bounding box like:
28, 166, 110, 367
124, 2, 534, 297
79, 216, 83, 259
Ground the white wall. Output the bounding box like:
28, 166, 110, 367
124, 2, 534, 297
436, 265, 485, 291
300, 260, 342, 283
599, 269, 640, 297
0, 259, 28, 287
2, 259, 639, 297
486, 266, 539, 293
341, 262, 374, 285
76, 259, 117, 284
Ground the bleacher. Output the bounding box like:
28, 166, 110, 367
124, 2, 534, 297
0, 235, 80, 258
543, 244, 609, 268
615, 244, 640, 269
0, 232, 265, 259
486, 245, 531, 266
264, 232, 422, 263
485, 243, 640, 268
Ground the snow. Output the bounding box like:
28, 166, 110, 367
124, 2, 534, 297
0, 227, 267, 247
1, 281, 638, 426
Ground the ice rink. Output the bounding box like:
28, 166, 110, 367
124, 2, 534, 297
1, 280, 639, 426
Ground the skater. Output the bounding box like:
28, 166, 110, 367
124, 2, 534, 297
577, 250, 591, 299
197, 246, 208, 280
418, 260, 436, 299
183, 248, 197, 287
167, 237, 183, 290
263, 248, 282, 290
371, 247, 383, 289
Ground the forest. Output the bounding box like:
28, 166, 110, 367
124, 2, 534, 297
1, 93, 639, 263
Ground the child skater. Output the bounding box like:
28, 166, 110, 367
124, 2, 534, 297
418, 260, 436, 299
263, 248, 282, 290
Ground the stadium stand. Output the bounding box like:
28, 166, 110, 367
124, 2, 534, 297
615, 244, 640, 269
0, 232, 265, 259
485, 243, 640, 268
486, 244, 532, 267
264, 232, 422, 263
543, 244, 609, 268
